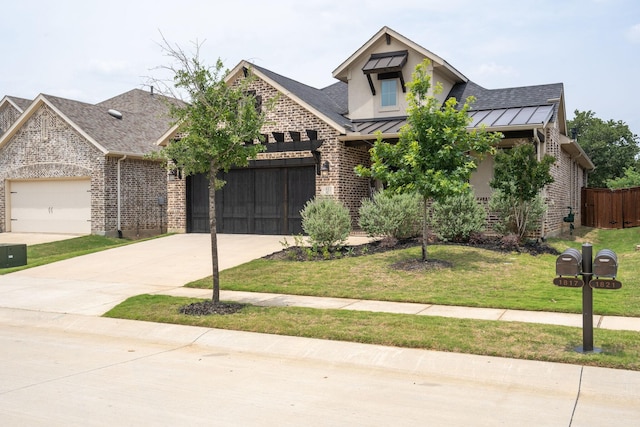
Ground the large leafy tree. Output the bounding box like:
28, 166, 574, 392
568, 110, 639, 188
606, 166, 640, 189
154, 39, 266, 304
356, 59, 502, 261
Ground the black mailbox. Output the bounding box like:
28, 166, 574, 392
556, 248, 582, 277
593, 249, 618, 278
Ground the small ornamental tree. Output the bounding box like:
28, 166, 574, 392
489, 143, 555, 240
356, 59, 501, 261
152, 39, 267, 304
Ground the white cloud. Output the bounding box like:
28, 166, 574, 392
626, 23, 640, 43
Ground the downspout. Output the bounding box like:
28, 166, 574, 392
117, 155, 127, 238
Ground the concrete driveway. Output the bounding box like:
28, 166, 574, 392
0, 233, 285, 315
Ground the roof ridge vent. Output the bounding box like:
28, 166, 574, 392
108, 109, 123, 119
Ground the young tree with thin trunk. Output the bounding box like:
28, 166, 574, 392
356, 59, 501, 261
489, 142, 555, 240
152, 38, 266, 304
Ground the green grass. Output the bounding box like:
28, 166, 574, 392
187, 228, 640, 317
105, 294, 640, 371
0, 235, 143, 274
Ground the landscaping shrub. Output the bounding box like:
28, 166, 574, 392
431, 192, 486, 242
489, 188, 546, 241
301, 197, 351, 248
358, 191, 421, 240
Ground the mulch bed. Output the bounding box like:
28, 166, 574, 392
179, 300, 246, 316
263, 235, 559, 263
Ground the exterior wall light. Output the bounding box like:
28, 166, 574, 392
320, 161, 330, 176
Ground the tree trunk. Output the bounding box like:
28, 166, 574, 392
422, 196, 429, 262
209, 163, 220, 304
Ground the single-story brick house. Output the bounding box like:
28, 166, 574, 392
0, 89, 180, 237
0, 26, 593, 238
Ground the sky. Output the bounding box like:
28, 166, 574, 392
2, 0, 639, 135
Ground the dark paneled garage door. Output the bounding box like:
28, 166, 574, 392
186, 166, 315, 234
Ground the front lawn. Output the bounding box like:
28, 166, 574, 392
187, 228, 640, 317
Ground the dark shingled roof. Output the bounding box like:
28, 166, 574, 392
45, 89, 180, 156
447, 81, 563, 111
321, 81, 348, 115
250, 63, 349, 129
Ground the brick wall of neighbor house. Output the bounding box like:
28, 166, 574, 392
0, 104, 22, 133
0, 104, 168, 237
102, 157, 168, 238
167, 173, 186, 233
0, 104, 97, 233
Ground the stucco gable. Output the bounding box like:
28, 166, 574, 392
332, 26, 467, 84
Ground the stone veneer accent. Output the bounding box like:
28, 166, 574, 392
0, 103, 168, 237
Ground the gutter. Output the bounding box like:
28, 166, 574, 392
117, 155, 127, 238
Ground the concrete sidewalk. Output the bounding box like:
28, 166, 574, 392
162, 288, 640, 333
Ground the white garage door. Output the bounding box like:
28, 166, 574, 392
10, 179, 91, 234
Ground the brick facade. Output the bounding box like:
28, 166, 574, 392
0, 103, 167, 237
544, 125, 585, 236
166, 75, 373, 232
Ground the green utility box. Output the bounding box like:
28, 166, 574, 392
0, 243, 27, 268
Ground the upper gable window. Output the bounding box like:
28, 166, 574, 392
380, 79, 397, 107
362, 50, 408, 104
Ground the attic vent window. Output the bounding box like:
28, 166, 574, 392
362, 50, 408, 96
108, 109, 123, 120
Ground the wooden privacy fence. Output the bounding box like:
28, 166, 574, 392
582, 187, 640, 229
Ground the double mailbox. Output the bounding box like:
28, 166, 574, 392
554, 247, 620, 289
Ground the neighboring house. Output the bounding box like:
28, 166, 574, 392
1, 26, 593, 239
0, 89, 179, 237
166, 26, 593, 237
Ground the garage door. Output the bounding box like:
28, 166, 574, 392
9, 179, 91, 234
187, 166, 316, 235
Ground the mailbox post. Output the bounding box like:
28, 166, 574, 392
580, 244, 595, 353
553, 243, 621, 354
